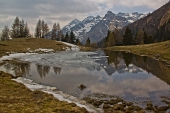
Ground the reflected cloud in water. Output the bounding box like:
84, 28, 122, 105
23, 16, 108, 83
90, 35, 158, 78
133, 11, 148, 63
1, 50, 170, 103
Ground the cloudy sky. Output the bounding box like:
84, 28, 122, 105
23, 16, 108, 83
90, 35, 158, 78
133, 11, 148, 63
0, 0, 169, 34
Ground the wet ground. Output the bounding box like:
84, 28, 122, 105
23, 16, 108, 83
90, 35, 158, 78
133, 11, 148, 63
1, 49, 170, 112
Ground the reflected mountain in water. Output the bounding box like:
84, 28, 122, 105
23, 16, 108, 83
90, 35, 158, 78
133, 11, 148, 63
1, 50, 170, 85
1, 50, 170, 104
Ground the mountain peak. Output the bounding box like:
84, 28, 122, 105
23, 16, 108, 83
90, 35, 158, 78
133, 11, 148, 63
69, 19, 81, 25
107, 11, 113, 14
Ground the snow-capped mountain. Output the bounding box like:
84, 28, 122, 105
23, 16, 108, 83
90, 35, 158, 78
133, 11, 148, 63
62, 11, 145, 43
62, 15, 102, 41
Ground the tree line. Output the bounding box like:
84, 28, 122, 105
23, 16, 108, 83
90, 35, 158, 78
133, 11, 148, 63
0, 16, 78, 45
1, 17, 30, 40
96, 26, 154, 48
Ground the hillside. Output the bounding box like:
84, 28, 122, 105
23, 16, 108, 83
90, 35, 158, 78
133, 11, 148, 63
106, 40, 170, 64
127, 1, 170, 41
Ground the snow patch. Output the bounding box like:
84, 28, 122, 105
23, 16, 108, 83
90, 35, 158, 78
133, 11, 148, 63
34, 48, 54, 52
60, 41, 80, 51
12, 77, 103, 113
0, 53, 37, 61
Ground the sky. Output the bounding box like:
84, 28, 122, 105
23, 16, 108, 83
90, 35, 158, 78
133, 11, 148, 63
0, 0, 169, 34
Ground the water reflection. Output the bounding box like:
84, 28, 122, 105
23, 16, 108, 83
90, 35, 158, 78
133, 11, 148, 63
104, 50, 170, 85
1, 50, 170, 105
53, 67, 61, 75
36, 65, 50, 78
3, 60, 30, 77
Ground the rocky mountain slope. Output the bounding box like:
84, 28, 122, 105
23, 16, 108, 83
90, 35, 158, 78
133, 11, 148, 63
62, 16, 102, 41
62, 11, 145, 43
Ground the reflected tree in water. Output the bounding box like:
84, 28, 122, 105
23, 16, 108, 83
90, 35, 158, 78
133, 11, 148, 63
4, 61, 30, 77
122, 52, 133, 67
104, 50, 121, 69
36, 65, 50, 78
53, 67, 61, 75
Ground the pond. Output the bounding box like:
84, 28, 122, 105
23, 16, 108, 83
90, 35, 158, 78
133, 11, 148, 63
1, 50, 170, 109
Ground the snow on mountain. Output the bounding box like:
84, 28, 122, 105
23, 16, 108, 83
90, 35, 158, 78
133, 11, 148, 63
62, 19, 81, 34
62, 16, 102, 41
62, 11, 145, 43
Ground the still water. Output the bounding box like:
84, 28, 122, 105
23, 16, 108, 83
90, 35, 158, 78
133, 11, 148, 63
1, 50, 170, 106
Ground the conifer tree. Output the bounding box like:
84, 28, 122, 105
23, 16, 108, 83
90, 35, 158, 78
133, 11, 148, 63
114, 28, 123, 45
103, 30, 110, 47
123, 27, 133, 45
19, 19, 25, 37
44, 23, 49, 36
134, 29, 144, 45
65, 32, 70, 42
76, 39, 82, 45
11, 17, 20, 38
24, 23, 30, 37
70, 31, 76, 44
41, 20, 45, 38
35, 20, 42, 38
1, 26, 10, 40
107, 31, 115, 47
51, 23, 57, 40
85, 37, 91, 47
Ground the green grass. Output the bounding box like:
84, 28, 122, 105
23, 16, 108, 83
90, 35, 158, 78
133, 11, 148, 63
106, 41, 170, 63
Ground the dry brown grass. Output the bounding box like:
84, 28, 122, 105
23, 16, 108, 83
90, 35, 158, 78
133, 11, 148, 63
106, 41, 170, 63
0, 71, 88, 113
0, 38, 70, 57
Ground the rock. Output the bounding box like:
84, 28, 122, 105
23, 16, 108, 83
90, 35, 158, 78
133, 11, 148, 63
126, 102, 133, 106
103, 104, 111, 109
93, 100, 103, 107
145, 103, 154, 111
78, 84, 86, 90
113, 104, 124, 111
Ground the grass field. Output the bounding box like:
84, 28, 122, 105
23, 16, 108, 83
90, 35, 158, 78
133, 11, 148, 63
106, 40, 170, 64
0, 38, 70, 58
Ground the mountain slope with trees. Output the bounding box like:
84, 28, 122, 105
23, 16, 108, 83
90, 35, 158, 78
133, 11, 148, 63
126, 1, 170, 42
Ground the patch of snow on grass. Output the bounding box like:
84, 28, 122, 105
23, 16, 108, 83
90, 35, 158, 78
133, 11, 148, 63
13, 77, 103, 113
60, 41, 80, 51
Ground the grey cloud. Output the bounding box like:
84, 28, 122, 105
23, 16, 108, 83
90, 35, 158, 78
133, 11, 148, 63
0, 0, 169, 34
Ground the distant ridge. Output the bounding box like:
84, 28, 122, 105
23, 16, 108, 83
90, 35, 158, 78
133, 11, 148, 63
62, 11, 145, 43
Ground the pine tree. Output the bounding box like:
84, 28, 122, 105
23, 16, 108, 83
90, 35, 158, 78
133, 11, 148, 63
123, 27, 133, 45
51, 23, 57, 40
76, 39, 82, 45
19, 19, 25, 37
70, 31, 76, 44
65, 32, 70, 42
143, 31, 149, 44
35, 20, 42, 38
24, 23, 30, 37
107, 31, 115, 47
41, 20, 45, 38
103, 30, 110, 47
134, 29, 144, 45
85, 37, 91, 47
11, 17, 20, 38
44, 23, 49, 36
1, 26, 10, 40
56, 23, 61, 31
114, 28, 123, 45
